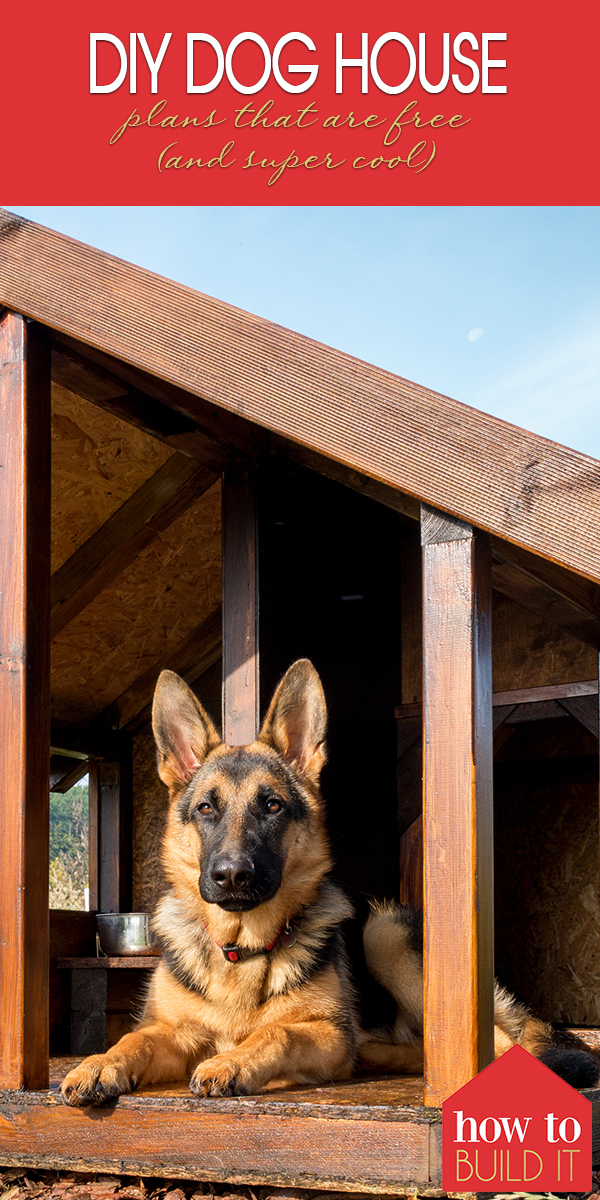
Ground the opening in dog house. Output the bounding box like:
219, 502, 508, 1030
2, 214, 600, 1192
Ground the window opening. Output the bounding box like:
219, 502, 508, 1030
49, 774, 90, 910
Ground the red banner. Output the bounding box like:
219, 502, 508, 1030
442, 1047, 592, 1193
1, 0, 598, 203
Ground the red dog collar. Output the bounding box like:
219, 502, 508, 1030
205, 919, 297, 963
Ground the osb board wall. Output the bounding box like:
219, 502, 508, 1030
492, 592, 597, 691
51, 383, 172, 573
494, 722, 600, 1025
399, 564, 597, 705
132, 735, 168, 914
51, 480, 221, 723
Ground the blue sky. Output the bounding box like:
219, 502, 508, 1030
6, 205, 600, 458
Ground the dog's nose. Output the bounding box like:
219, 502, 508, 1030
210, 857, 255, 891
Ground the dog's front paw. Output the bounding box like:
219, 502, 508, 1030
61, 1054, 136, 1107
190, 1053, 254, 1097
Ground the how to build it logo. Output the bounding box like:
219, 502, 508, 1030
442, 1044, 592, 1191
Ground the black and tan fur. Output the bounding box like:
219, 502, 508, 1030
61, 660, 598, 1106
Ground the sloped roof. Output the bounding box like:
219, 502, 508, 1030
1, 207, 598, 583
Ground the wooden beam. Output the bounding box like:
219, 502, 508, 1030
421, 505, 494, 1106
0, 312, 50, 1089
2, 211, 600, 583
494, 678, 597, 705
399, 815, 423, 909
49, 755, 89, 793
272, 436, 420, 523
100, 605, 222, 732
491, 537, 600, 648
52, 335, 266, 460
397, 717, 422, 836
88, 763, 99, 913
396, 677, 599, 719
52, 344, 236, 465
222, 469, 259, 745
51, 453, 218, 638
558, 695, 599, 738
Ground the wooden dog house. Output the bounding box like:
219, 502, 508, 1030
0, 207, 599, 1191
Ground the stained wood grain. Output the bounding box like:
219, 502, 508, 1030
52, 344, 232, 466
51, 453, 218, 637
396, 718, 422, 836
50, 757, 89, 794
421, 505, 494, 1106
88, 763, 99, 912
222, 468, 259, 744
400, 531, 422, 704
272, 435, 420, 523
47, 1059, 425, 1105
493, 679, 597, 704
97, 748, 133, 916
559, 693, 599, 737
492, 560, 600, 649
399, 815, 423, 909
0, 1073, 435, 1191
0, 312, 50, 1089
490, 537, 600, 635
1, 212, 599, 584
395, 678, 598, 720
53, 332, 267, 459
57, 958, 159, 969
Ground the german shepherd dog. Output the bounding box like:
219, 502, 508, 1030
61, 660, 598, 1106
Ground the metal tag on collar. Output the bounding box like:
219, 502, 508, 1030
280, 920, 297, 948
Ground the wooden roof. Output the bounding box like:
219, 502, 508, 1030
1, 208, 599, 745
0, 208, 598, 587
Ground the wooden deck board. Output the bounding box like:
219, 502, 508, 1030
0, 1064, 437, 1192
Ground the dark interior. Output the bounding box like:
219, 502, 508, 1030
259, 463, 403, 899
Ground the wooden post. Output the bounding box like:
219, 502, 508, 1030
421, 504, 494, 1106
0, 313, 51, 1089
97, 739, 133, 914
88, 762, 99, 912
222, 469, 259, 745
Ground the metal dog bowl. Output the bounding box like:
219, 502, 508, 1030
96, 913, 160, 957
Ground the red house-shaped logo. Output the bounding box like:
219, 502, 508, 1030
442, 1045, 592, 1192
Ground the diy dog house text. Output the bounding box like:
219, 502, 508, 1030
90, 32, 508, 95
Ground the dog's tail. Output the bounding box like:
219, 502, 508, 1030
363, 903, 600, 1088
493, 982, 600, 1087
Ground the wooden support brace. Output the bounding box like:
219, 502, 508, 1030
0, 312, 51, 1089
222, 469, 259, 745
51, 453, 218, 638
421, 504, 494, 1106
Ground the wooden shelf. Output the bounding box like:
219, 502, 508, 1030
57, 956, 160, 969
0, 1060, 441, 1193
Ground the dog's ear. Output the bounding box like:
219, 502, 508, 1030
257, 659, 327, 784
152, 670, 221, 789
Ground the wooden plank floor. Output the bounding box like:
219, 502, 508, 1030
0, 1061, 440, 1194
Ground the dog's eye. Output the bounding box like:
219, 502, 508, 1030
265, 799, 282, 814
195, 801, 214, 816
